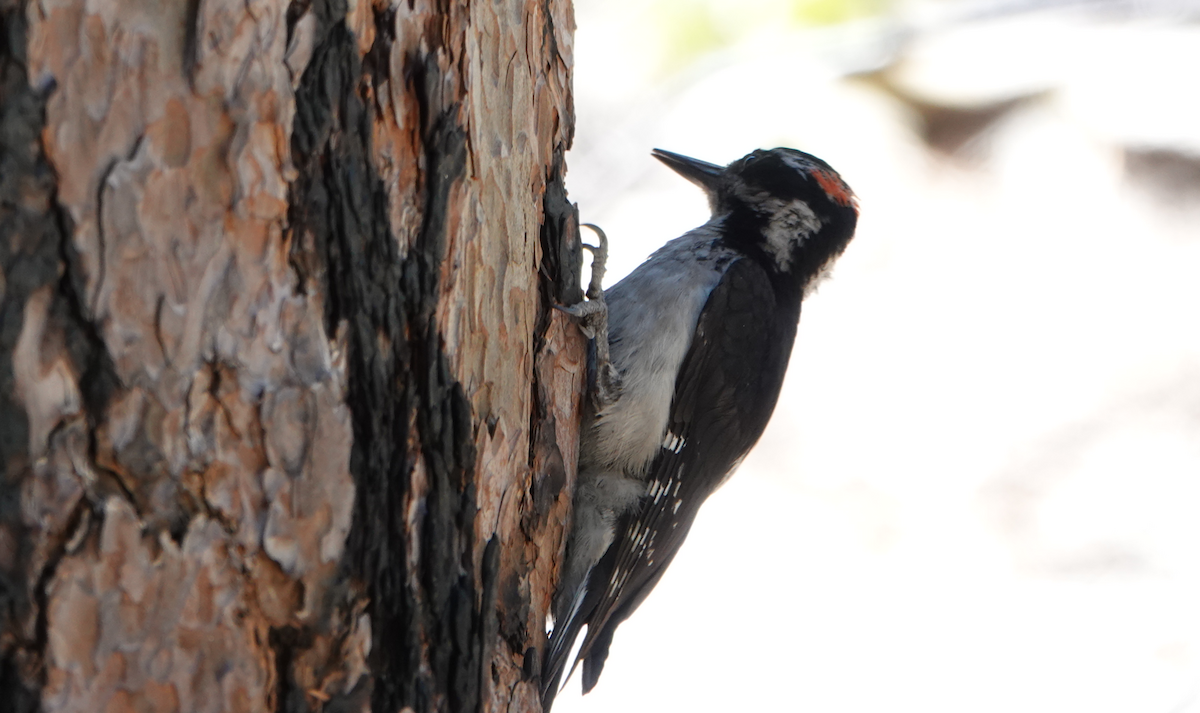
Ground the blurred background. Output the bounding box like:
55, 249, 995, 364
556, 0, 1200, 711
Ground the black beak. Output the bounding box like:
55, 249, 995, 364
651, 149, 723, 192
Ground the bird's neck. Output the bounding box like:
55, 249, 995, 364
710, 211, 812, 306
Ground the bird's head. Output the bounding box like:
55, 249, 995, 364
653, 147, 858, 289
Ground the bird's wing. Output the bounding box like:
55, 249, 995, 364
573, 256, 800, 692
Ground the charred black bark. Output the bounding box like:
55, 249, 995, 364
526, 153, 581, 604
0, 22, 49, 692
287, 1, 491, 711
0, 3, 117, 708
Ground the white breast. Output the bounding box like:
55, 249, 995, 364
585, 221, 738, 475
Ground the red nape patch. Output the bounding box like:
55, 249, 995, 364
812, 169, 857, 210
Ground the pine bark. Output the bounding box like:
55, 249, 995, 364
0, 0, 581, 711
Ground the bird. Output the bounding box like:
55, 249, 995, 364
542, 147, 859, 709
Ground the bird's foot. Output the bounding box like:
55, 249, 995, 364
557, 224, 620, 409
556, 299, 605, 340
579, 223, 607, 302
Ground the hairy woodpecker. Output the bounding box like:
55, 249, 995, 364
542, 147, 859, 708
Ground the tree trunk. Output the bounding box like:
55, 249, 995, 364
0, 0, 580, 711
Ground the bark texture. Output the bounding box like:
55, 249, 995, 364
0, 0, 580, 710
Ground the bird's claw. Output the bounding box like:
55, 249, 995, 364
579, 223, 608, 301
559, 223, 620, 409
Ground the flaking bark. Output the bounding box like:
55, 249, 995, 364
0, 0, 581, 711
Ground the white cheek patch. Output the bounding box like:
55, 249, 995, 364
761, 197, 821, 270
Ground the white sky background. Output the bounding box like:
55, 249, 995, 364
554, 1, 1200, 712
